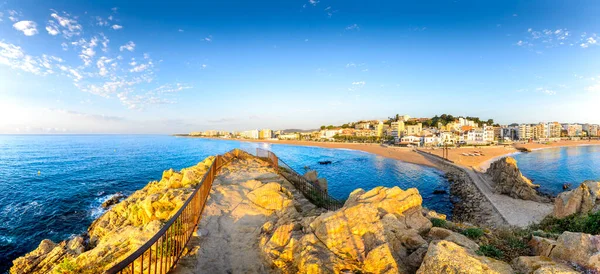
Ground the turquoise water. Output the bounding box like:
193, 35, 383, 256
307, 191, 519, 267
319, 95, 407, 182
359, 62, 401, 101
0, 135, 450, 271
513, 145, 600, 195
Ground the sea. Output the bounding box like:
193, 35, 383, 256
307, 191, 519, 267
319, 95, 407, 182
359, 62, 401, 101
0, 135, 450, 272
513, 145, 600, 196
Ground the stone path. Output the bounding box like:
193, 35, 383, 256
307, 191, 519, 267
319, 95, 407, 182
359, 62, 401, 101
172, 156, 321, 274
464, 168, 553, 227
418, 151, 552, 228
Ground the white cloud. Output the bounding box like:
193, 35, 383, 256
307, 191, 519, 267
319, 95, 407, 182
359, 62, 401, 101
96, 16, 109, 27
111, 24, 123, 30
178, 29, 184, 32
8, 10, 21, 22
46, 25, 60, 35
204, 35, 213, 42
536, 87, 556, 95
130, 63, 150, 73
309, 0, 319, 6
119, 41, 136, 52
0, 42, 63, 76
352, 81, 366, 86
346, 62, 356, 68
580, 36, 597, 48
586, 83, 600, 93
345, 24, 360, 31
13, 21, 38, 36
49, 12, 82, 38
201, 64, 207, 69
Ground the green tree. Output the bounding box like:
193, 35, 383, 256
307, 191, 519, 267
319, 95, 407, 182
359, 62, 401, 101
320, 125, 326, 130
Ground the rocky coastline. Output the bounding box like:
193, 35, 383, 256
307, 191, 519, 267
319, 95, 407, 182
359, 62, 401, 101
10, 156, 216, 274
10, 150, 600, 273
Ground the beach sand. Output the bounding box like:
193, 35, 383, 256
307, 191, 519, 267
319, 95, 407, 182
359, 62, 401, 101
186, 137, 600, 170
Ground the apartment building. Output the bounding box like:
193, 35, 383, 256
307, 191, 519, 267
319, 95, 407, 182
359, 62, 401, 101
405, 123, 422, 136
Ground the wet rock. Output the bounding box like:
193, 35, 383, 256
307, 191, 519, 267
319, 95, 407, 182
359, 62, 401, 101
101, 192, 125, 209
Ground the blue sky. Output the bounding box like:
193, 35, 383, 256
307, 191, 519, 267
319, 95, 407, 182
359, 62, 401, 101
0, 0, 599, 133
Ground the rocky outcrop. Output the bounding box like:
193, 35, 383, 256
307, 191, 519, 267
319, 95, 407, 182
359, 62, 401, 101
11, 156, 216, 274
303, 170, 328, 192
529, 231, 600, 272
486, 157, 550, 203
259, 186, 489, 273
416, 240, 513, 274
512, 256, 579, 274
101, 192, 125, 208
553, 180, 600, 218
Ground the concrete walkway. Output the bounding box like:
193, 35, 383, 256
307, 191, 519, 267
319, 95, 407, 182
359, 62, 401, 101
464, 167, 553, 227
419, 151, 552, 228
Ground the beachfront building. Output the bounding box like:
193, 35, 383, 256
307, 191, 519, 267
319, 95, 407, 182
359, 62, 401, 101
422, 136, 441, 147
518, 124, 532, 141
190, 131, 203, 136
399, 136, 421, 146
320, 128, 341, 140
405, 123, 422, 136
483, 125, 495, 143
278, 133, 299, 140
259, 129, 273, 139
583, 124, 600, 137
567, 124, 583, 137
390, 121, 405, 137
355, 129, 377, 137
355, 122, 371, 130
438, 132, 457, 145
376, 121, 384, 137
241, 130, 259, 139
501, 126, 519, 141
548, 122, 562, 138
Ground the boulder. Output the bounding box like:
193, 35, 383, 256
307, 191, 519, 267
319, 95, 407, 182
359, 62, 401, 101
512, 256, 578, 274
528, 236, 556, 257
486, 157, 550, 203
427, 227, 479, 251
247, 182, 293, 211
416, 240, 513, 274
316, 178, 328, 193
553, 180, 600, 218
303, 170, 318, 182
548, 232, 600, 271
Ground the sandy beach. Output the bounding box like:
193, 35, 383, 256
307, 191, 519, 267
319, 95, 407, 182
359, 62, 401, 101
186, 136, 600, 171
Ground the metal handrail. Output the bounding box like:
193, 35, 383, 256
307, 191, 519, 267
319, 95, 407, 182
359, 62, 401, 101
256, 148, 343, 211
104, 149, 241, 274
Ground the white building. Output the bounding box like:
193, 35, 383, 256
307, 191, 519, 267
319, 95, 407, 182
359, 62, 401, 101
241, 129, 259, 139
320, 129, 341, 139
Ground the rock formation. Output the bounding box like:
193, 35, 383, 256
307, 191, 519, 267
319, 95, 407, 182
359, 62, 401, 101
258, 186, 514, 273
417, 240, 513, 274
303, 170, 328, 192
10, 156, 216, 274
529, 231, 600, 272
553, 180, 600, 218
486, 157, 550, 203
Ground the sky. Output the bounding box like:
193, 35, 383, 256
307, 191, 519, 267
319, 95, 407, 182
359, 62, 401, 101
0, 0, 599, 134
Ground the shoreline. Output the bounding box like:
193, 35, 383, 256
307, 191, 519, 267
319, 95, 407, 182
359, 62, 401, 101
181, 136, 440, 168
181, 136, 600, 172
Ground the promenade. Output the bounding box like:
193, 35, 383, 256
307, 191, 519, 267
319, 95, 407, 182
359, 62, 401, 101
418, 151, 552, 228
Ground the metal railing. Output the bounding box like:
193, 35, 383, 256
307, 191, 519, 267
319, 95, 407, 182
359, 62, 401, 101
104, 149, 242, 274
256, 148, 343, 211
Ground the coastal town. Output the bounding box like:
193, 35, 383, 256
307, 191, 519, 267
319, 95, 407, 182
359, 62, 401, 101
189, 114, 600, 147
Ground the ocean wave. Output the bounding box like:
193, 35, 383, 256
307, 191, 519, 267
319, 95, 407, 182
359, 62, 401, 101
89, 192, 129, 220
